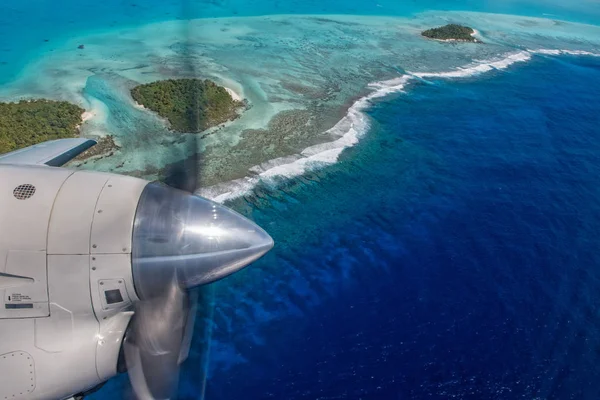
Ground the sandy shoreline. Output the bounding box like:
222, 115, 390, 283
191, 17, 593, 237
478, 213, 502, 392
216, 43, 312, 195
429, 28, 481, 43
225, 87, 243, 102
81, 110, 96, 122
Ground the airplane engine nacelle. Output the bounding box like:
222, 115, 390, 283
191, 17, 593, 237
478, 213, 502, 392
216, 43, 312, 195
0, 164, 146, 399
0, 138, 274, 400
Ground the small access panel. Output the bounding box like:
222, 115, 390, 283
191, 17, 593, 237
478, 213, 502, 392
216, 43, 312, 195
98, 279, 131, 311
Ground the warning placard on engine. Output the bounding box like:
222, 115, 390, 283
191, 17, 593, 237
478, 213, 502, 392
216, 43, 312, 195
8, 293, 32, 302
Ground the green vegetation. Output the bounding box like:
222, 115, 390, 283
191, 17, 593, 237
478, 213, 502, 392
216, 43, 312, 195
0, 100, 84, 154
422, 24, 478, 42
131, 79, 243, 133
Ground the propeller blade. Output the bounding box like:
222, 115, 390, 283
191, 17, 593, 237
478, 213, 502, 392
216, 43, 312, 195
178, 288, 199, 365
124, 3, 273, 398
125, 5, 202, 397
161, 145, 199, 193
124, 278, 190, 400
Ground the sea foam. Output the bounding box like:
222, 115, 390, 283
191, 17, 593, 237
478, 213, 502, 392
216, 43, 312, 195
412, 51, 532, 79
198, 50, 586, 203
530, 49, 600, 57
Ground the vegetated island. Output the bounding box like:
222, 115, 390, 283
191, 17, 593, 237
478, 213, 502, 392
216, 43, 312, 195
421, 24, 480, 43
130, 79, 244, 133
0, 99, 84, 154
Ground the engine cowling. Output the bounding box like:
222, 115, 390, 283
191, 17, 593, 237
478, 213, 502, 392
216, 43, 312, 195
0, 164, 273, 400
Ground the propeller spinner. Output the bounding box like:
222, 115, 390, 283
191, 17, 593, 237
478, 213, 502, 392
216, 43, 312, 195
123, 183, 273, 399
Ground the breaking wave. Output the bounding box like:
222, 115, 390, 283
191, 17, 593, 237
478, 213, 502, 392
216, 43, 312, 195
530, 49, 600, 57
198, 49, 594, 203
412, 51, 531, 79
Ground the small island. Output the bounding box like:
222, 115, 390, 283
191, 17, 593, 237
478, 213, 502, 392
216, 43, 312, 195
131, 79, 244, 133
0, 99, 84, 154
422, 24, 479, 43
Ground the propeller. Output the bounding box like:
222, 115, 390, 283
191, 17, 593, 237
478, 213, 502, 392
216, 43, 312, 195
122, 131, 197, 399
123, 278, 189, 400
123, 134, 273, 400
122, 6, 273, 398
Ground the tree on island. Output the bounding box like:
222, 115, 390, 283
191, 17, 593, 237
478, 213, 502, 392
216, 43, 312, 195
422, 24, 478, 42
131, 79, 243, 133
0, 99, 84, 154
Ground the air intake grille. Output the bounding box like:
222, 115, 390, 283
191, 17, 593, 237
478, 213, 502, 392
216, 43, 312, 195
13, 184, 36, 200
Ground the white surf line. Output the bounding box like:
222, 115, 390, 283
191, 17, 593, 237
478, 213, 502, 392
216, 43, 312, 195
529, 49, 600, 57
411, 50, 532, 79
199, 49, 595, 203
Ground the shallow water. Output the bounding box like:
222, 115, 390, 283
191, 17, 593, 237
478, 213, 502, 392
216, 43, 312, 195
2, 10, 599, 192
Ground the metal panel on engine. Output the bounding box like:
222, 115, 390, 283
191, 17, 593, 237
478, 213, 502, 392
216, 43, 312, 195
0, 165, 73, 319
47, 171, 110, 255
90, 175, 147, 255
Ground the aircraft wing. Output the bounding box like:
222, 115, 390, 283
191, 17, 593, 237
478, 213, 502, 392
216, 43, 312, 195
0, 138, 97, 167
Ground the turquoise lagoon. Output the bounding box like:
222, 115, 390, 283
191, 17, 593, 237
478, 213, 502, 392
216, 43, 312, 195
1, 6, 599, 199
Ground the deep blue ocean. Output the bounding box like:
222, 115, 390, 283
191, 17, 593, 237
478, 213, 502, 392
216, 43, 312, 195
153, 55, 600, 400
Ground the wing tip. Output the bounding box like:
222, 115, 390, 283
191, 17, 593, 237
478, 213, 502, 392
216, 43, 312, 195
0, 138, 98, 166
44, 138, 97, 167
